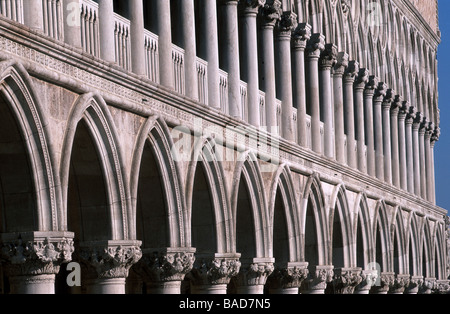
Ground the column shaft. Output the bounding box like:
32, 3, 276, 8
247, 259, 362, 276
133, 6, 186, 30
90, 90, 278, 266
412, 120, 421, 196
333, 53, 349, 165
419, 125, 427, 199
425, 128, 433, 202
364, 77, 377, 177
343, 61, 359, 168
405, 113, 414, 193
155, 0, 174, 89
354, 69, 369, 173
98, 0, 116, 63
63, 0, 82, 48
306, 33, 325, 153
129, 0, 146, 76
24, 0, 44, 31
222, 0, 241, 118
398, 108, 407, 191
390, 96, 402, 188
374, 83, 387, 181
200, 0, 220, 108
382, 91, 394, 185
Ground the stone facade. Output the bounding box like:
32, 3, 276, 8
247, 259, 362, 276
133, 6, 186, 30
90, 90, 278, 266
0, 0, 447, 295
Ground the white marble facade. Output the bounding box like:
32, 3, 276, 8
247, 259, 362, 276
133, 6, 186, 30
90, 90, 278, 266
0, 0, 447, 295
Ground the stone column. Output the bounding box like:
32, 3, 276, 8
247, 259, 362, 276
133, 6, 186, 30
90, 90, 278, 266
333, 52, 349, 165
398, 103, 408, 191
128, 0, 146, 76
232, 258, 274, 294
306, 33, 326, 154
390, 95, 402, 188
275, 11, 297, 141
354, 269, 378, 294
0, 232, 74, 294
419, 119, 427, 199
370, 272, 395, 294
343, 61, 359, 169
187, 253, 241, 294
292, 22, 311, 147
79, 240, 142, 294
63, 0, 82, 48
405, 106, 415, 193
179, 0, 199, 100
200, 0, 220, 108
319, 43, 338, 159
389, 274, 410, 294
133, 248, 195, 294
332, 267, 363, 294
259, 0, 282, 132
24, 0, 44, 31
222, 0, 241, 118
155, 0, 174, 89
354, 68, 369, 173
363, 76, 377, 177
374, 83, 387, 181
425, 123, 434, 202
300, 265, 334, 294
239, 0, 264, 126
412, 113, 422, 196
266, 262, 309, 294
97, 0, 116, 63
430, 128, 440, 204
382, 90, 394, 185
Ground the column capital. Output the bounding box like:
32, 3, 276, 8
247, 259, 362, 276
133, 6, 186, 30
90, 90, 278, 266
133, 247, 196, 283
259, 0, 282, 28
354, 68, 369, 90
319, 43, 338, 70
301, 265, 334, 293
0, 232, 75, 277
406, 276, 424, 294
79, 240, 142, 279
420, 277, 437, 294
239, 0, 265, 15
372, 272, 396, 294
266, 262, 309, 290
389, 274, 411, 294
374, 82, 388, 103
382, 89, 395, 110
187, 253, 241, 286
332, 267, 363, 294
221, 0, 240, 6
343, 60, 359, 83
305, 33, 325, 59
292, 22, 312, 50
355, 269, 379, 293
436, 280, 450, 294
390, 95, 403, 116
232, 258, 275, 287
275, 11, 297, 38
364, 75, 378, 96
333, 52, 349, 76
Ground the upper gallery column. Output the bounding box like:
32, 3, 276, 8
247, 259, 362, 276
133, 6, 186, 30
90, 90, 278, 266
354, 68, 369, 173
98, 0, 116, 63
259, 0, 282, 133
425, 123, 434, 202
364, 76, 378, 177
275, 11, 297, 142
63, 0, 82, 48
419, 118, 427, 199
412, 113, 422, 196
199, 0, 220, 108
430, 128, 440, 204
374, 82, 387, 181
343, 61, 359, 169
129, 0, 146, 76
24, 0, 44, 31
239, 0, 265, 127
319, 43, 338, 159
292, 22, 312, 146
306, 33, 326, 153
398, 102, 408, 191
405, 105, 415, 194
221, 0, 242, 118
155, 0, 174, 90
390, 95, 402, 188
333, 52, 349, 165
382, 89, 394, 185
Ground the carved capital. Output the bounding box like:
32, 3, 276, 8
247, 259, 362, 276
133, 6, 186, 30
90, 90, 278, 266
133, 248, 195, 283
259, 0, 281, 27
332, 267, 363, 294
266, 262, 309, 290
355, 269, 379, 293
187, 253, 241, 286
79, 240, 142, 279
276, 11, 297, 37
343, 60, 359, 83
435, 280, 450, 294
1, 232, 75, 277
292, 22, 311, 49
374, 82, 388, 102
354, 68, 369, 90
233, 259, 274, 287
382, 89, 395, 110
406, 276, 423, 294
239, 0, 265, 15
420, 277, 437, 294
306, 33, 325, 59
389, 274, 410, 294
301, 265, 334, 293
319, 43, 337, 70
371, 272, 395, 294
364, 75, 378, 96
333, 52, 349, 76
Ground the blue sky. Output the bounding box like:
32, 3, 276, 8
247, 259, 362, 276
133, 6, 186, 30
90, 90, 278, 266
435, 1, 450, 213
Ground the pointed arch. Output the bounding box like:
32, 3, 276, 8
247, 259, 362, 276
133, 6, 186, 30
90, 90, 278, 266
373, 200, 391, 272
0, 60, 61, 232
129, 116, 187, 247
408, 213, 421, 276
354, 192, 375, 270
421, 218, 433, 278
391, 207, 408, 274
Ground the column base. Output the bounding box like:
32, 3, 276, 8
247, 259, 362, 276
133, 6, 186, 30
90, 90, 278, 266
146, 281, 182, 294
86, 278, 126, 294
191, 284, 228, 294
236, 284, 265, 294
